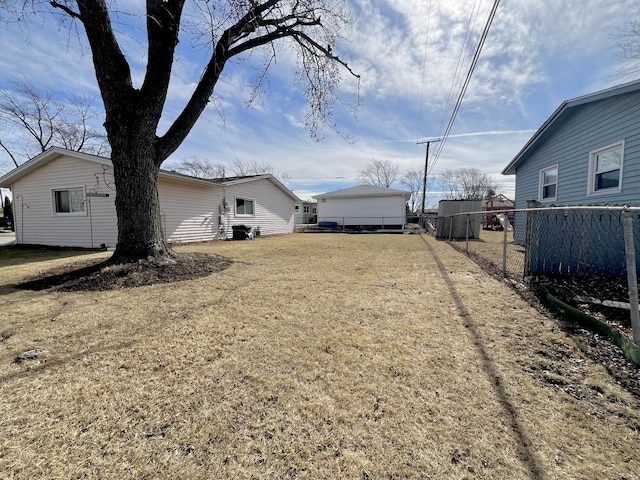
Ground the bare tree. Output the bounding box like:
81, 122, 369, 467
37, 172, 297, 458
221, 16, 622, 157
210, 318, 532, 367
229, 158, 290, 183
614, 3, 640, 78
175, 157, 227, 178
0, 79, 109, 168
438, 167, 499, 200
230, 158, 275, 176
399, 168, 424, 213
175, 156, 290, 183
359, 159, 398, 188
9, 1, 359, 265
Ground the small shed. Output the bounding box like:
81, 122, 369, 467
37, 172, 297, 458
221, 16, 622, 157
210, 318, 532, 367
436, 200, 483, 239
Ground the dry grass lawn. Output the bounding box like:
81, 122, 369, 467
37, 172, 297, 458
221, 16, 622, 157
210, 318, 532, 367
1, 234, 639, 479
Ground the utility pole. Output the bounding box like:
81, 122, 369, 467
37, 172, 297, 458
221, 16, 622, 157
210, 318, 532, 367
417, 138, 441, 223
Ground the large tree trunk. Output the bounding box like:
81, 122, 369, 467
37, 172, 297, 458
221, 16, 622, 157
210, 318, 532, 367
108, 136, 174, 264
49, 0, 354, 268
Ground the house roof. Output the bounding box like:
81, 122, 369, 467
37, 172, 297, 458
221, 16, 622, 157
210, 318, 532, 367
0, 147, 110, 188
0, 147, 301, 201
501, 78, 640, 176
313, 184, 410, 199
484, 193, 514, 204
212, 174, 300, 201
0, 147, 213, 188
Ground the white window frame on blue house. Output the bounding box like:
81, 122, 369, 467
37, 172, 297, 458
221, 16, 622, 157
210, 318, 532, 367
538, 165, 558, 202
52, 186, 86, 216
235, 197, 255, 216
587, 141, 624, 196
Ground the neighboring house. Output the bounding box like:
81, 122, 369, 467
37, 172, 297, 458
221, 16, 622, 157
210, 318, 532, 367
483, 194, 514, 230
501, 79, 640, 277
294, 200, 317, 224
0, 147, 299, 248
313, 184, 410, 230
484, 194, 514, 210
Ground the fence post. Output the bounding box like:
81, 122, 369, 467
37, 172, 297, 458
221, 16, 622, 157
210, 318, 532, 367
502, 215, 508, 275
524, 200, 537, 278
622, 211, 640, 344
465, 213, 470, 254
448, 214, 453, 241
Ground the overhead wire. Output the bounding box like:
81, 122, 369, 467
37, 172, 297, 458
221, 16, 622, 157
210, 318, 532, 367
431, 0, 502, 173
437, 0, 483, 139
413, 0, 434, 166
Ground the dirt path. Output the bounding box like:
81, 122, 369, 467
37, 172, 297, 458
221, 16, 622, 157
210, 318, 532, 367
1, 233, 638, 479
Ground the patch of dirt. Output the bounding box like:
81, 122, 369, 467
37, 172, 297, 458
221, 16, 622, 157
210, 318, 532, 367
532, 276, 640, 400
464, 248, 640, 400
18, 252, 233, 292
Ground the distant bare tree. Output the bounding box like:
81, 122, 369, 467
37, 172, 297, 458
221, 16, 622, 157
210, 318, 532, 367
175, 157, 290, 183
438, 167, 498, 200
0, 79, 109, 168
230, 158, 290, 183
614, 3, 640, 78
399, 168, 424, 213
230, 158, 274, 176
175, 157, 226, 178
359, 159, 398, 188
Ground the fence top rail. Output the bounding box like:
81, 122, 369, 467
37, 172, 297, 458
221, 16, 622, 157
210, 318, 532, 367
435, 204, 640, 218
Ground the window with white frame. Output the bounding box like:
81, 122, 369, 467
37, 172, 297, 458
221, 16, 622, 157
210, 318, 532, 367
538, 165, 558, 202
53, 187, 85, 214
588, 142, 624, 195
235, 197, 255, 216
303, 205, 310, 214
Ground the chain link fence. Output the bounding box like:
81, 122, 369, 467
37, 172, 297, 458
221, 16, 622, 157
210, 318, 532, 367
423, 211, 526, 280
428, 206, 640, 345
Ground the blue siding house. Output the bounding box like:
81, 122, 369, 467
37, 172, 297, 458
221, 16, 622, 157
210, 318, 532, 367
502, 79, 640, 277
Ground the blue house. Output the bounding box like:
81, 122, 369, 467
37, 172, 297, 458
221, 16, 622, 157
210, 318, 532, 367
502, 79, 640, 277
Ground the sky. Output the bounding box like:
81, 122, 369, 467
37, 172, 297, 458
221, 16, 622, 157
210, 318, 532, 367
0, 0, 638, 206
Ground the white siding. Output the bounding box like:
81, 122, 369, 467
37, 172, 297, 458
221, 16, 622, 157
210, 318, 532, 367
12, 155, 117, 248
317, 195, 406, 226
158, 178, 224, 244
223, 178, 295, 238
8, 155, 294, 247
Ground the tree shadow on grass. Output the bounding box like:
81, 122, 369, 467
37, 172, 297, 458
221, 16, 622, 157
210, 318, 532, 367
419, 234, 546, 480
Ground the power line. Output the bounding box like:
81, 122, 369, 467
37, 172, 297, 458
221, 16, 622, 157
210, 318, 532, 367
413, 0, 434, 168
437, 0, 483, 138
431, 0, 501, 173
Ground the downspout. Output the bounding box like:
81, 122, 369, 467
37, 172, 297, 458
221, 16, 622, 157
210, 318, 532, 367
221, 186, 229, 239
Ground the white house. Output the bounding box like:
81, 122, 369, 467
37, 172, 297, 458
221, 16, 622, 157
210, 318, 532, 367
0, 147, 299, 248
313, 185, 410, 230
294, 200, 317, 224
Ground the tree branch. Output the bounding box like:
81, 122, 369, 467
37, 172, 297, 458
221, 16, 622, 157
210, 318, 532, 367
49, 1, 81, 19
59, 0, 135, 129
140, 0, 186, 123
157, 0, 358, 160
